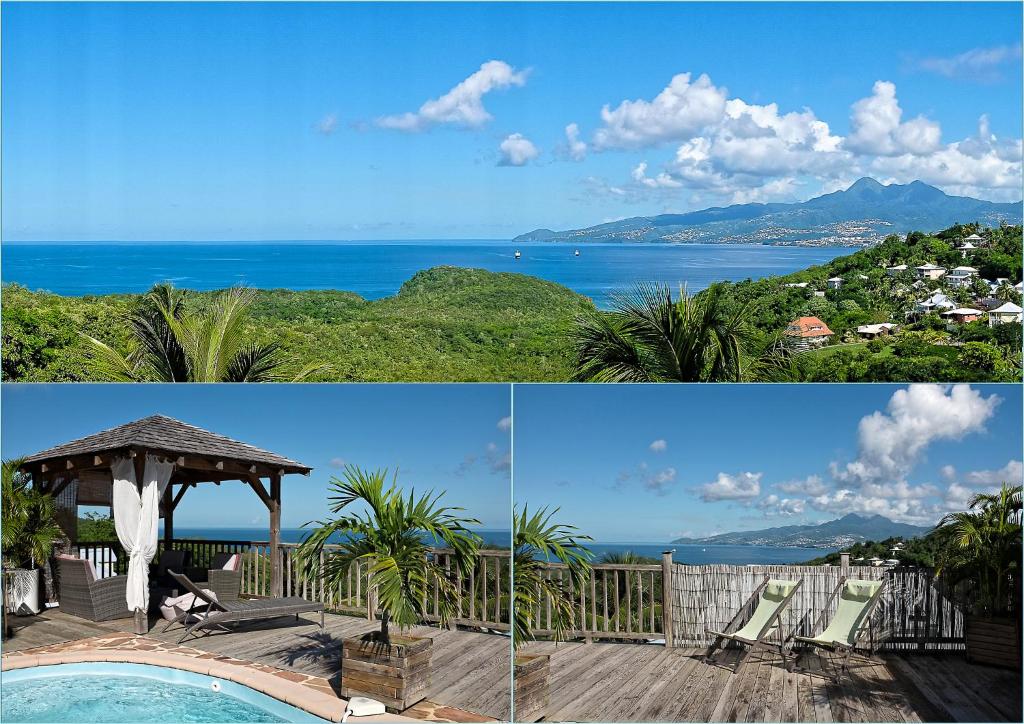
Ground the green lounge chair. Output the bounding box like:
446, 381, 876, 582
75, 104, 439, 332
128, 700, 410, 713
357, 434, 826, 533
704, 576, 803, 672
794, 577, 887, 681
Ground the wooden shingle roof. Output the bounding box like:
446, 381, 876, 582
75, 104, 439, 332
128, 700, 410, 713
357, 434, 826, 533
22, 415, 310, 474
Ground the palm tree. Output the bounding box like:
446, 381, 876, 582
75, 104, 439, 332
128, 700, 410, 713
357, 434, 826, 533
513, 506, 592, 649
934, 483, 1022, 618
81, 283, 327, 382
571, 283, 762, 382
1, 458, 65, 571
295, 466, 481, 645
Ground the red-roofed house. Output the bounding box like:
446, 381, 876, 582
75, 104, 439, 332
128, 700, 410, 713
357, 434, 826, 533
784, 316, 834, 350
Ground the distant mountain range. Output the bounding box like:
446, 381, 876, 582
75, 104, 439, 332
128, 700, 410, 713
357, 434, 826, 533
671, 513, 930, 548
515, 178, 1023, 247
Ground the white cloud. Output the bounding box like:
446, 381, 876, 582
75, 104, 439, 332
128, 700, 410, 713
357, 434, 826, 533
497, 416, 512, 432
775, 475, 829, 496
963, 459, 1023, 487
564, 123, 587, 161
644, 467, 677, 495
698, 471, 762, 502
593, 76, 1021, 204
832, 384, 1000, 487
328, 457, 346, 469
632, 162, 682, 188
377, 60, 527, 132
758, 494, 806, 517
314, 113, 338, 135
649, 439, 667, 453
593, 72, 728, 150
808, 488, 942, 526
498, 133, 539, 166
846, 81, 942, 156
917, 44, 1023, 82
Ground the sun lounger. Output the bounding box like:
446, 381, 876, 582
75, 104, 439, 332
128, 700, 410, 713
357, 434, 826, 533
793, 577, 887, 681
166, 570, 325, 643
704, 576, 802, 672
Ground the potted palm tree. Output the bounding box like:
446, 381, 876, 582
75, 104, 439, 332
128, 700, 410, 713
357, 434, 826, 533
2, 458, 65, 616
296, 466, 481, 712
935, 483, 1022, 669
512, 506, 592, 722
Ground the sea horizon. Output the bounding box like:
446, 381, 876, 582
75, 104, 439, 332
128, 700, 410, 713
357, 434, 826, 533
2, 240, 857, 309
168, 527, 838, 565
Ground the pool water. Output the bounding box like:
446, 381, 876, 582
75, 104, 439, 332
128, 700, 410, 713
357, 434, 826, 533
1, 663, 326, 723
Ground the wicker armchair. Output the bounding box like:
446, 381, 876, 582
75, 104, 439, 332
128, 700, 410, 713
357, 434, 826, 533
56, 556, 131, 622
185, 552, 242, 602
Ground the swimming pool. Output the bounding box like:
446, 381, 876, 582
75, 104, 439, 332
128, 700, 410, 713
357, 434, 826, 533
1, 662, 329, 723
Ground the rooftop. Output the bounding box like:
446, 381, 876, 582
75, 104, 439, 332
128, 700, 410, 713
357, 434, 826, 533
22, 414, 310, 475
785, 316, 834, 338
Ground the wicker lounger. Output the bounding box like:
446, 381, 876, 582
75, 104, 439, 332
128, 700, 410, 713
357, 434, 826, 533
166, 570, 325, 643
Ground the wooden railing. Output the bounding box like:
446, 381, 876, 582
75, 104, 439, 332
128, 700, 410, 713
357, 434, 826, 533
527, 558, 668, 643
69, 539, 510, 631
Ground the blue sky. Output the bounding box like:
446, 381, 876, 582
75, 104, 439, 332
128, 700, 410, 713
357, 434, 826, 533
2, 2, 1021, 241
514, 384, 1023, 542
2, 384, 511, 529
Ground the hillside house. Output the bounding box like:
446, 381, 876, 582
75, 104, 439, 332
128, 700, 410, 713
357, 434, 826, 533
913, 292, 955, 315
940, 307, 985, 325
946, 266, 979, 289
856, 322, 896, 339
915, 263, 946, 280
826, 277, 843, 290
886, 264, 908, 276
784, 282, 809, 289
988, 302, 1023, 326
784, 316, 834, 350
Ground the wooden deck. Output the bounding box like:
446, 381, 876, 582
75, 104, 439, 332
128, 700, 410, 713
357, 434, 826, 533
524, 640, 1022, 723
3, 609, 511, 721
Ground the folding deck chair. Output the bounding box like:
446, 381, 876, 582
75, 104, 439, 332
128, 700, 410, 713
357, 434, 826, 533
704, 576, 803, 672
793, 576, 887, 682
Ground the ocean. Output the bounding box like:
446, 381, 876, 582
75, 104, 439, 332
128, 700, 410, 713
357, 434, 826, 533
2, 241, 856, 308
170, 528, 836, 565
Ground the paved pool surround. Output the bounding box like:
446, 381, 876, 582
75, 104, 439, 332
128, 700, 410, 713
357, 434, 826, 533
0, 632, 416, 723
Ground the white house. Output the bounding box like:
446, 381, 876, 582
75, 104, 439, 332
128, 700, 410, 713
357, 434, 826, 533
958, 234, 982, 257
784, 282, 809, 289
914, 292, 955, 315
915, 263, 946, 280
886, 264, 908, 276
988, 302, 1023, 326
826, 277, 843, 290
945, 266, 979, 289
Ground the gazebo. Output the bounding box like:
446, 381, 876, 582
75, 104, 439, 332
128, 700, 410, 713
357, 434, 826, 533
19, 414, 311, 632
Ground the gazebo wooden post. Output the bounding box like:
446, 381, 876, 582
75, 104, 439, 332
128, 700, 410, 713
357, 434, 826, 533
269, 473, 282, 598
131, 449, 149, 635
162, 484, 174, 551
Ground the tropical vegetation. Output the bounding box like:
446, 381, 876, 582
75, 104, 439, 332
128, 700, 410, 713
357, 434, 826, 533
512, 506, 592, 648
934, 483, 1022, 618
1, 458, 65, 570
3, 224, 1020, 383
2, 267, 589, 382
295, 466, 482, 644
571, 283, 790, 382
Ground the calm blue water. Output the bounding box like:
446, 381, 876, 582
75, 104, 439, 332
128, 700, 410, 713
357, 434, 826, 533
171, 528, 832, 565
1, 674, 288, 723
1, 241, 856, 308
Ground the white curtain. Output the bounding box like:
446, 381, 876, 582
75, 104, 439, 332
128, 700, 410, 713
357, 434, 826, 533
111, 455, 175, 613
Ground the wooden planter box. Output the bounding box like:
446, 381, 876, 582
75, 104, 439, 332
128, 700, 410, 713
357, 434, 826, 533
514, 654, 550, 723
965, 616, 1021, 669
341, 633, 432, 713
